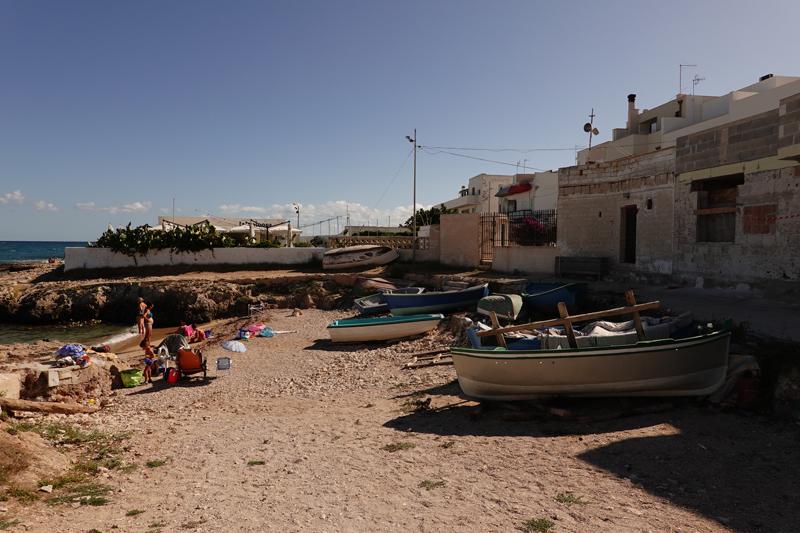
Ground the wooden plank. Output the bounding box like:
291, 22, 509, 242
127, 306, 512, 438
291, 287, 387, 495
558, 302, 578, 348
490, 312, 507, 348
470, 403, 489, 421
530, 402, 575, 420
502, 411, 548, 422
475, 300, 660, 338
577, 402, 673, 424
625, 290, 646, 342
0, 398, 99, 415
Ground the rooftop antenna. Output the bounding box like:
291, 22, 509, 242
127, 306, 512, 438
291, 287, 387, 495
679, 64, 697, 94
692, 74, 705, 95
583, 109, 599, 149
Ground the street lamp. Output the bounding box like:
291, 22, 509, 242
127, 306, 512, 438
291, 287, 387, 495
292, 203, 300, 228
406, 129, 417, 263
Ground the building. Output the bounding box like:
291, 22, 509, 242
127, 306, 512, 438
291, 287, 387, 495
442, 174, 513, 214
495, 172, 558, 214
560, 74, 800, 289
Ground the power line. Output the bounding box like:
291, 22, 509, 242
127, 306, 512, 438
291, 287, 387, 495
420, 147, 549, 172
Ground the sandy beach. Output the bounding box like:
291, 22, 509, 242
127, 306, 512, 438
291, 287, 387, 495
0, 303, 796, 533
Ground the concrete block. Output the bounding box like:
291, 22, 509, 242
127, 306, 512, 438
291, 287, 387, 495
47, 371, 60, 387
0, 374, 21, 400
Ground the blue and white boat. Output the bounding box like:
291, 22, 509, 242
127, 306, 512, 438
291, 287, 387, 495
383, 283, 489, 316
354, 287, 426, 315
327, 314, 444, 343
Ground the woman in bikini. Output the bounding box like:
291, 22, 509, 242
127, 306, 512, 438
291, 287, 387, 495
136, 298, 146, 335
143, 302, 154, 344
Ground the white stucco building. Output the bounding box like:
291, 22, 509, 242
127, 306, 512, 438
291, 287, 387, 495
442, 174, 513, 213
494, 172, 558, 214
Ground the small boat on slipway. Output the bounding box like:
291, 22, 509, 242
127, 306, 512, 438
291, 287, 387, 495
327, 314, 444, 343
476, 294, 523, 322
322, 246, 399, 270
383, 283, 490, 316
354, 287, 426, 315
450, 292, 731, 400
520, 282, 587, 313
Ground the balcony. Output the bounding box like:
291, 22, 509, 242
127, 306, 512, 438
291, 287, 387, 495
443, 194, 481, 211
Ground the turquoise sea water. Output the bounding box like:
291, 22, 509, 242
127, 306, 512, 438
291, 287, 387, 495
0, 240, 88, 264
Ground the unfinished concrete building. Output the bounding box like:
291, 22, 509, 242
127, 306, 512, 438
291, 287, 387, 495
558, 75, 800, 289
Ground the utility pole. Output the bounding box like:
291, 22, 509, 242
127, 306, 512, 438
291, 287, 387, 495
406, 130, 417, 263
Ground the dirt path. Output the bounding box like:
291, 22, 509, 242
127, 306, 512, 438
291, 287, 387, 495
5, 309, 800, 533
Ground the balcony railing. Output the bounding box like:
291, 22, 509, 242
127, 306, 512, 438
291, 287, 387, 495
331, 236, 430, 250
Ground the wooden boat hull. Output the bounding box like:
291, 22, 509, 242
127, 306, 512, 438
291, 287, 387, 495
322, 246, 399, 270
354, 288, 425, 315
383, 283, 490, 316
521, 282, 587, 313
327, 314, 444, 342
451, 330, 730, 400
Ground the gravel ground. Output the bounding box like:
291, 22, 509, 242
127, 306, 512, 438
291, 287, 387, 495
5, 308, 800, 533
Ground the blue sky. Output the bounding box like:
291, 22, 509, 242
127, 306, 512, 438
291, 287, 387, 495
1, 0, 798, 241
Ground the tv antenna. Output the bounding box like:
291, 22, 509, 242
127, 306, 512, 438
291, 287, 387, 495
583, 109, 600, 150
679, 64, 697, 94
692, 74, 705, 95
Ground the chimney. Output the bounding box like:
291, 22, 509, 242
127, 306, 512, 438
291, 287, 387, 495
627, 94, 638, 135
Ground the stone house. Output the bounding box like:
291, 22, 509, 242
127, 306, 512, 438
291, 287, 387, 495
442, 174, 513, 214
558, 75, 800, 289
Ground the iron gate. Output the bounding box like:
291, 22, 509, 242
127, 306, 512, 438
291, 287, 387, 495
480, 210, 557, 265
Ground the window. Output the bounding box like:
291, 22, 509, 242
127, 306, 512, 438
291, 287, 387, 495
692, 174, 743, 243
507, 200, 517, 212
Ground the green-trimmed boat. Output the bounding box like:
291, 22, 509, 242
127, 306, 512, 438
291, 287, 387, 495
328, 314, 444, 343
450, 321, 731, 400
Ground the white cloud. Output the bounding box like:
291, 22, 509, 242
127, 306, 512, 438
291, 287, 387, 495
218, 204, 267, 215
122, 201, 153, 213
75, 202, 120, 215
0, 190, 25, 205
33, 201, 58, 212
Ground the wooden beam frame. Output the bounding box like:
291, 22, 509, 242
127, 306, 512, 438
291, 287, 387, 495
476, 293, 659, 338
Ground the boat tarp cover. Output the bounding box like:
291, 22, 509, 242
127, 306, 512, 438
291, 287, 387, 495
537, 312, 693, 349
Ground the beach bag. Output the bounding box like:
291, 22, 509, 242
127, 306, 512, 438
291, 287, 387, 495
120, 369, 143, 388
58, 344, 85, 357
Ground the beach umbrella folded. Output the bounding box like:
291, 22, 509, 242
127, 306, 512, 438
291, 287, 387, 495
220, 340, 247, 353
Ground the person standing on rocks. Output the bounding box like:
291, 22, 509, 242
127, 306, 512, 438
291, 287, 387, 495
136, 297, 147, 336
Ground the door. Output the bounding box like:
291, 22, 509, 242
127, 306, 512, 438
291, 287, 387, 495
621, 206, 637, 264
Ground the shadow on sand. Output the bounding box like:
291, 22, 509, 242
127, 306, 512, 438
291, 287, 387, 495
383, 382, 800, 533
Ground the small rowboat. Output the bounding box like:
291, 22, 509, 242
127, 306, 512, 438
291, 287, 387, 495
354, 287, 426, 315
476, 294, 523, 321
520, 282, 587, 313
322, 246, 399, 270
327, 314, 444, 343
383, 283, 489, 316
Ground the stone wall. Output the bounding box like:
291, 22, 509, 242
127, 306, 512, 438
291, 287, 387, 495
491, 246, 560, 275
676, 110, 780, 174
439, 213, 482, 268
65, 247, 325, 271
557, 149, 675, 281
673, 165, 800, 288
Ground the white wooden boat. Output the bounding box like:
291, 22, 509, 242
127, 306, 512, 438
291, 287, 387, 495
322, 246, 399, 270
450, 327, 731, 400
451, 292, 730, 400
327, 314, 443, 343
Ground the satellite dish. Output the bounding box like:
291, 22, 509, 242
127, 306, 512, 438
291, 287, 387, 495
592, 128, 599, 136
583, 123, 592, 132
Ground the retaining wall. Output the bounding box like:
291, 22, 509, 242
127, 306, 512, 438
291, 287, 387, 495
491, 246, 561, 275
64, 247, 325, 271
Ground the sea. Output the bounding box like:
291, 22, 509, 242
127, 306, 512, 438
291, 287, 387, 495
0, 240, 87, 264
0, 240, 135, 346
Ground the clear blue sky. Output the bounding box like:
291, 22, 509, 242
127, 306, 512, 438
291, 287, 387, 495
1, 0, 797, 240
